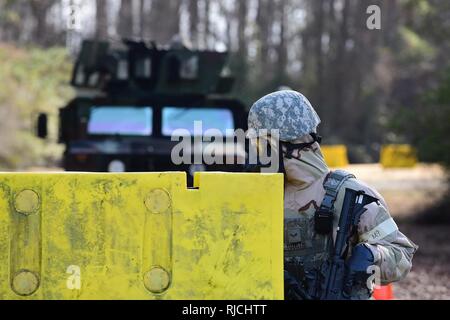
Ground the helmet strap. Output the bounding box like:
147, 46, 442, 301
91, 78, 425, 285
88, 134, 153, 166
244, 133, 321, 173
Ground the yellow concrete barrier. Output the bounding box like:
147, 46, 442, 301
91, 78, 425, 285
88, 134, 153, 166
321, 145, 349, 168
380, 144, 417, 168
0, 172, 283, 300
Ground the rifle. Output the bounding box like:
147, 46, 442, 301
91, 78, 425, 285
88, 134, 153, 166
313, 188, 378, 300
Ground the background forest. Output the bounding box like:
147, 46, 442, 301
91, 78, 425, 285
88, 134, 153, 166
0, 0, 449, 170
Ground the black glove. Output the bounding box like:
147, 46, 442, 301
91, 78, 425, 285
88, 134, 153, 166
284, 270, 311, 300
343, 244, 374, 298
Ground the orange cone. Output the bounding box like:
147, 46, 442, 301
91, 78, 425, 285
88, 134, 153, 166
373, 284, 394, 300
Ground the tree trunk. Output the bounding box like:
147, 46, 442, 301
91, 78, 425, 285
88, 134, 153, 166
256, 0, 275, 85
275, 0, 288, 84
332, 0, 350, 132
314, 0, 325, 109
29, 0, 56, 47
148, 0, 181, 45
201, 0, 211, 49
95, 0, 109, 40
188, 0, 199, 48
217, 1, 232, 50
237, 0, 248, 56
117, 0, 134, 39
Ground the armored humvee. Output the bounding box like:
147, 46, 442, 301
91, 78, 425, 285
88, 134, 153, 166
37, 39, 248, 183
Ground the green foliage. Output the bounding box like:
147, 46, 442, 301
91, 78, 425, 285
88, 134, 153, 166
394, 70, 450, 168
398, 26, 435, 64
0, 43, 74, 169
401, 0, 433, 16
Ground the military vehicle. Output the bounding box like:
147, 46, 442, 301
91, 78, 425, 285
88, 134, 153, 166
37, 39, 248, 184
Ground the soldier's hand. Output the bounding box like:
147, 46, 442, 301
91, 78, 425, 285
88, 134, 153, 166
343, 244, 374, 298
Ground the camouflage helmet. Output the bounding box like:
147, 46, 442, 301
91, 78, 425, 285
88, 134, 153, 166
248, 90, 321, 142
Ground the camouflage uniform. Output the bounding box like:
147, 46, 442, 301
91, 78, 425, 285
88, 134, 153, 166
248, 90, 418, 299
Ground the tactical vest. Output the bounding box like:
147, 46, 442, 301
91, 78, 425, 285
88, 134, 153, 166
284, 170, 355, 297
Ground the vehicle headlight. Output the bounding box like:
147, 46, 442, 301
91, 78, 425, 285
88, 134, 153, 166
189, 164, 206, 176
108, 160, 126, 173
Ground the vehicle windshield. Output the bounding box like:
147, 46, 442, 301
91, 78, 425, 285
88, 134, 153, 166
162, 107, 234, 136
87, 106, 153, 136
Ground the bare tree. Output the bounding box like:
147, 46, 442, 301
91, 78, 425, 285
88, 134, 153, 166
138, 0, 146, 38
29, 0, 57, 46
313, 0, 325, 109
237, 0, 248, 56
95, 0, 108, 40
147, 0, 181, 45
188, 0, 199, 47
256, 0, 273, 71
254, 0, 279, 92
234, 0, 249, 92
275, 0, 288, 83
201, 0, 211, 49
217, 0, 233, 50
117, 0, 134, 39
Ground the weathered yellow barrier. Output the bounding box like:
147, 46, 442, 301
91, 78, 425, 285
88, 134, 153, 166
321, 145, 349, 168
0, 172, 284, 300
380, 144, 417, 168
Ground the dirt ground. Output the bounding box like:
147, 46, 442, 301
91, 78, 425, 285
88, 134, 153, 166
346, 164, 450, 300
393, 223, 450, 299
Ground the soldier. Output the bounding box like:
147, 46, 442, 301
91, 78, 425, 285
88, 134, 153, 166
247, 90, 418, 299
